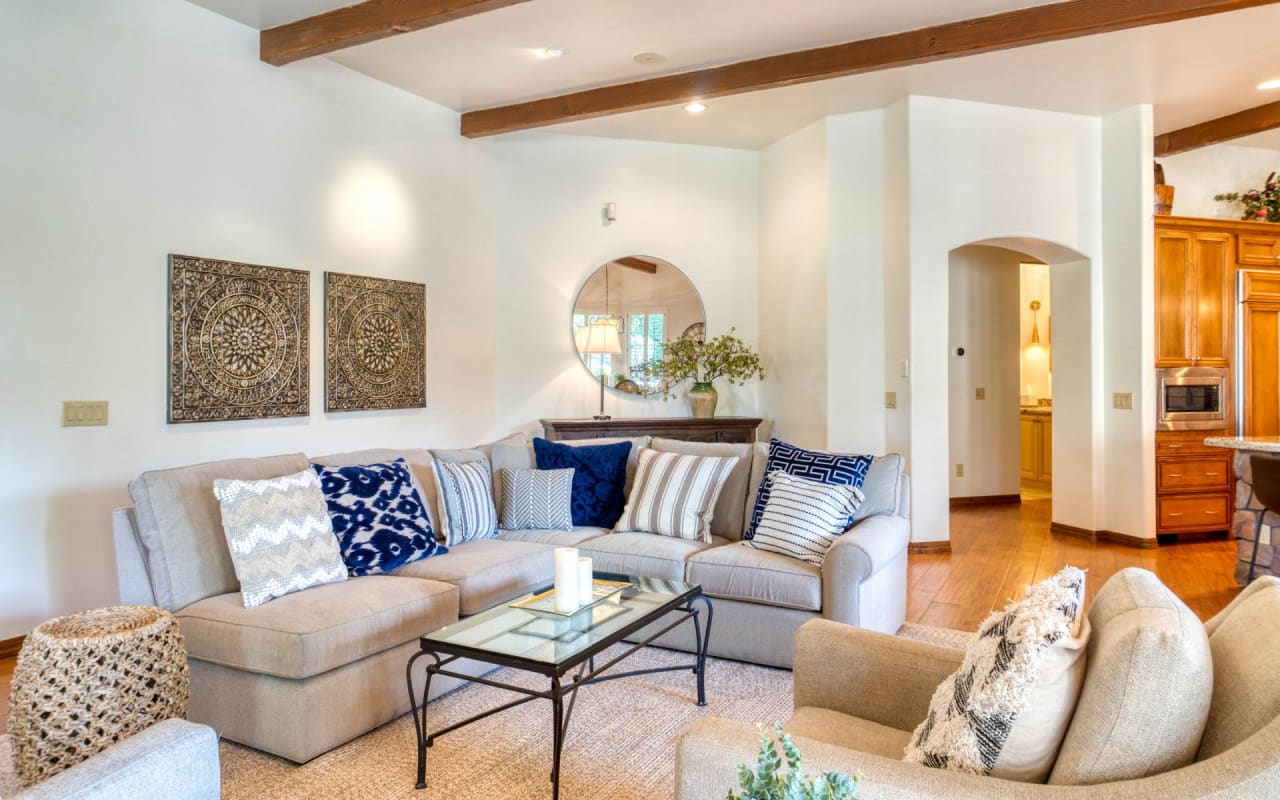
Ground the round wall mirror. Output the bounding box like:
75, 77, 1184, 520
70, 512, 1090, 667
571, 256, 705, 397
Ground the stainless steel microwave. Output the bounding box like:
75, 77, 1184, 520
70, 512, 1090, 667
1156, 367, 1230, 431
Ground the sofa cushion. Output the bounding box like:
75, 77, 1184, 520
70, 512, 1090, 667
213, 469, 348, 608
177, 574, 458, 680
391, 539, 554, 615
856, 454, 905, 521
129, 452, 310, 611
1197, 575, 1280, 759
744, 439, 873, 540
687, 541, 822, 611
580, 531, 727, 581
787, 706, 912, 759
1049, 567, 1212, 785
497, 527, 609, 547
650, 438, 754, 540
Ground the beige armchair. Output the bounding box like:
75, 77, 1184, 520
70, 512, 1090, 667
676, 570, 1280, 799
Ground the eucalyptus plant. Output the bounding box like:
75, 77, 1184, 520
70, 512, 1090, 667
635, 327, 765, 400
728, 723, 861, 800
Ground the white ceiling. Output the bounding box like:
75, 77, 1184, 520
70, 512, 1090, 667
189, 0, 1280, 150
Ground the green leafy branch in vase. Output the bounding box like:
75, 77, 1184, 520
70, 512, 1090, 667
1216, 171, 1280, 222
729, 723, 861, 800
634, 327, 765, 400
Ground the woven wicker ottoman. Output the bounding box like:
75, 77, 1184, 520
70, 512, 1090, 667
7, 605, 190, 787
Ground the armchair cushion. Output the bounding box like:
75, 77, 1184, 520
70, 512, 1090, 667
787, 707, 912, 759
688, 541, 822, 610
1049, 568, 1211, 785
1198, 575, 1280, 759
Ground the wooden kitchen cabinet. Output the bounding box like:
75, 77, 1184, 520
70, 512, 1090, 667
1154, 430, 1233, 536
1154, 228, 1232, 367
1020, 412, 1052, 484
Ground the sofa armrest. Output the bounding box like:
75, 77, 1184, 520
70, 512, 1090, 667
15, 719, 220, 800
793, 619, 962, 731
822, 513, 909, 625
677, 716, 1280, 800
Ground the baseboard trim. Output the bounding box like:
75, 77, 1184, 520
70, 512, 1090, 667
1049, 522, 1158, 550
950, 494, 1022, 509
0, 634, 25, 660
909, 541, 952, 555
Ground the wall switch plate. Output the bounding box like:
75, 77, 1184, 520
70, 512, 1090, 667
1113, 392, 1134, 410
975, 387, 986, 400
955, 464, 964, 478
885, 391, 897, 409
899, 359, 910, 378
62, 400, 108, 427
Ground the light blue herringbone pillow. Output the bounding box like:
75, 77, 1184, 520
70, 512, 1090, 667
500, 467, 575, 532
213, 469, 348, 608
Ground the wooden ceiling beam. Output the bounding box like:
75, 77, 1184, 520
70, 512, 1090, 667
461, 0, 1280, 138
614, 257, 659, 274
1155, 100, 1280, 156
261, 0, 532, 67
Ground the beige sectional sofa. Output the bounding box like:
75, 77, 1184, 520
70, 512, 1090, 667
112, 434, 910, 762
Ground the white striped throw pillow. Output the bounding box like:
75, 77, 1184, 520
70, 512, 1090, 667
614, 448, 739, 542
747, 470, 864, 565
431, 459, 498, 545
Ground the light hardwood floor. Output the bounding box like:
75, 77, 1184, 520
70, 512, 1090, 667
0, 499, 1241, 736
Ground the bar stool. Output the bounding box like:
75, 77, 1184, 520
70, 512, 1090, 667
1248, 454, 1280, 582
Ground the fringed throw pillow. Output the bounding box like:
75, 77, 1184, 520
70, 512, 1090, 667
904, 566, 1091, 783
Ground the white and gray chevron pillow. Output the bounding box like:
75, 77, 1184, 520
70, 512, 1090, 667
213, 469, 348, 608
500, 467, 575, 531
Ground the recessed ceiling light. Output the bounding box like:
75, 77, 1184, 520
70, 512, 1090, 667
634, 52, 667, 65
684, 102, 708, 114
1259, 79, 1280, 90
539, 47, 565, 59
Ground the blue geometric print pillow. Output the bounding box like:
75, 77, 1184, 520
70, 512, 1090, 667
743, 439, 874, 540
532, 438, 632, 527
310, 458, 445, 576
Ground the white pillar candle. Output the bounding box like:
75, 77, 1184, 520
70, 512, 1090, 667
553, 547, 579, 613
578, 557, 593, 605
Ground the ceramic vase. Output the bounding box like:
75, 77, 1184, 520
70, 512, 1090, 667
689, 382, 718, 418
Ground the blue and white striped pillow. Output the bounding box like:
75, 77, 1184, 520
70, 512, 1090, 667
431, 459, 498, 545
744, 438, 873, 540
747, 470, 864, 565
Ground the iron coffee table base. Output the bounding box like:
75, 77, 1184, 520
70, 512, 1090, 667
405, 594, 713, 799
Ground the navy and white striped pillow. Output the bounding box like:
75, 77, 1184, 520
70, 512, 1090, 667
747, 470, 864, 565
431, 459, 498, 545
500, 467, 575, 531
744, 438, 873, 540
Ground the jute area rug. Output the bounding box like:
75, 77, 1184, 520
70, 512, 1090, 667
0, 625, 970, 800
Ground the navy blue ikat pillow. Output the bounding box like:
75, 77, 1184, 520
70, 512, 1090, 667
310, 458, 445, 576
744, 439, 873, 540
532, 438, 632, 528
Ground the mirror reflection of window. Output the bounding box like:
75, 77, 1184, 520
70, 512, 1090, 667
571, 257, 704, 398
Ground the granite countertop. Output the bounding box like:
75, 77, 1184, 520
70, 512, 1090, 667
1020, 406, 1052, 416
1204, 436, 1280, 453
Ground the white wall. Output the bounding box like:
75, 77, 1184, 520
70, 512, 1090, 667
0, 0, 498, 638
758, 121, 829, 448
489, 134, 760, 432
1020, 263, 1053, 401
947, 246, 1022, 498
1161, 143, 1280, 219
827, 111, 888, 456
903, 97, 1107, 543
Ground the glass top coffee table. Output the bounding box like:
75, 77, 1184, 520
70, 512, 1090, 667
405, 573, 712, 799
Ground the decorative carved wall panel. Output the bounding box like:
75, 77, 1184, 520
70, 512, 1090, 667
324, 272, 426, 411
168, 255, 309, 423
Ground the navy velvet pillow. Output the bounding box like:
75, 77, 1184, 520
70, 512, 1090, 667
532, 438, 632, 527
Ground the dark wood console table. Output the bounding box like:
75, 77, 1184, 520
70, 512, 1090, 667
540, 417, 764, 444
